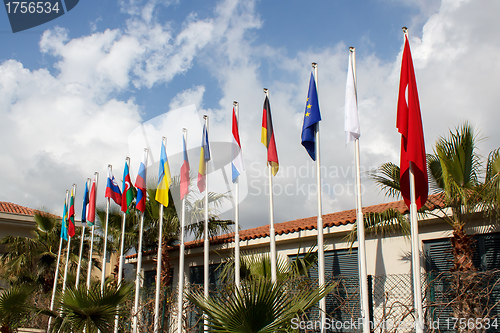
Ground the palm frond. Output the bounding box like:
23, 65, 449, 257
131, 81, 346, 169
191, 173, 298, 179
344, 208, 410, 246
370, 162, 402, 199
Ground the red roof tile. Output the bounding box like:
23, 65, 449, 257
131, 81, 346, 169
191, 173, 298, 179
0, 201, 61, 219
0, 202, 37, 216
126, 194, 446, 259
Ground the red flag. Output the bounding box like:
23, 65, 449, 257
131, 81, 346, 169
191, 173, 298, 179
87, 179, 96, 225
261, 95, 279, 176
67, 189, 76, 237
397, 35, 428, 210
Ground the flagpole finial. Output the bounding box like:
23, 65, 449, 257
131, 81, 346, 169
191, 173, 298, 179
183, 128, 187, 133
312, 62, 318, 68
402, 26, 408, 34
349, 46, 355, 52
263, 88, 268, 93
144, 147, 148, 153
203, 115, 208, 120
108, 164, 112, 170
233, 101, 238, 106
94, 171, 98, 176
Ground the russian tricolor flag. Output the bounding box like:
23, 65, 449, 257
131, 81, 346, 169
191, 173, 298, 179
135, 151, 148, 213
232, 107, 245, 183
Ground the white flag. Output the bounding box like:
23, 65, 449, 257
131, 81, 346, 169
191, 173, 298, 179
345, 51, 360, 143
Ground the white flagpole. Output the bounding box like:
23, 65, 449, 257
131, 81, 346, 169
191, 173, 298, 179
87, 172, 99, 289
347, 47, 371, 333
75, 178, 90, 288
177, 128, 188, 333
62, 187, 73, 294
312, 63, 326, 330
410, 163, 424, 332
264, 88, 277, 283
133, 149, 148, 333
47, 193, 67, 331
101, 165, 112, 294
203, 115, 210, 332
114, 158, 129, 333
234, 101, 241, 290
154, 143, 166, 333
401, 27, 424, 333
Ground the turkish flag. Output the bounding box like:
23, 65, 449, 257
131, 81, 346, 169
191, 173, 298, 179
397, 35, 428, 210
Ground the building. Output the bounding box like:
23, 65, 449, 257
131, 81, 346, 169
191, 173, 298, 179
126, 195, 500, 332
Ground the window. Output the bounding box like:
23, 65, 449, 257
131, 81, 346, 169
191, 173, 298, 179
292, 248, 360, 332
189, 263, 223, 285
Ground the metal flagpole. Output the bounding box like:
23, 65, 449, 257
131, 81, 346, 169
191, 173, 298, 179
101, 165, 112, 294
87, 172, 98, 289
154, 142, 166, 333
75, 178, 90, 288
410, 162, 424, 332
133, 149, 148, 333
62, 188, 73, 294
203, 115, 210, 332
312, 63, 326, 331
114, 158, 129, 333
401, 27, 425, 333
349, 47, 371, 333
47, 193, 67, 331
264, 88, 277, 283
177, 128, 188, 333
234, 101, 241, 290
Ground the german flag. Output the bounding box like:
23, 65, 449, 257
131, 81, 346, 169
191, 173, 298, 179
261, 95, 279, 176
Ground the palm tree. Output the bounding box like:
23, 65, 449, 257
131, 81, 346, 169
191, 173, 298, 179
367, 122, 500, 271
187, 278, 334, 333
0, 285, 34, 333
45, 282, 133, 333
0, 211, 82, 292
188, 248, 333, 333
365, 123, 500, 328
219, 246, 319, 283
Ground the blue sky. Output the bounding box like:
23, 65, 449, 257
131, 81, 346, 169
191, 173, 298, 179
1, 0, 498, 230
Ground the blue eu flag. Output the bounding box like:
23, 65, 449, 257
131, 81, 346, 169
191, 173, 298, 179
301, 72, 322, 160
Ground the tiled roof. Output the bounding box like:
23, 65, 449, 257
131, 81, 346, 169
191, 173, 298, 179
126, 194, 446, 259
0, 201, 60, 219
0, 201, 37, 216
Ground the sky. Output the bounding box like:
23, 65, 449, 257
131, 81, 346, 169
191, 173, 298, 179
1, 0, 499, 232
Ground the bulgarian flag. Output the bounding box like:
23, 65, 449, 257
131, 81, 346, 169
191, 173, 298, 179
397, 35, 428, 210
122, 159, 134, 213
261, 95, 279, 176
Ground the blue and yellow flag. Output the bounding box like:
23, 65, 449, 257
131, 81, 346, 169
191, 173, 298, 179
301, 72, 322, 160
155, 140, 172, 207
197, 123, 211, 192
60, 195, 68, 241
